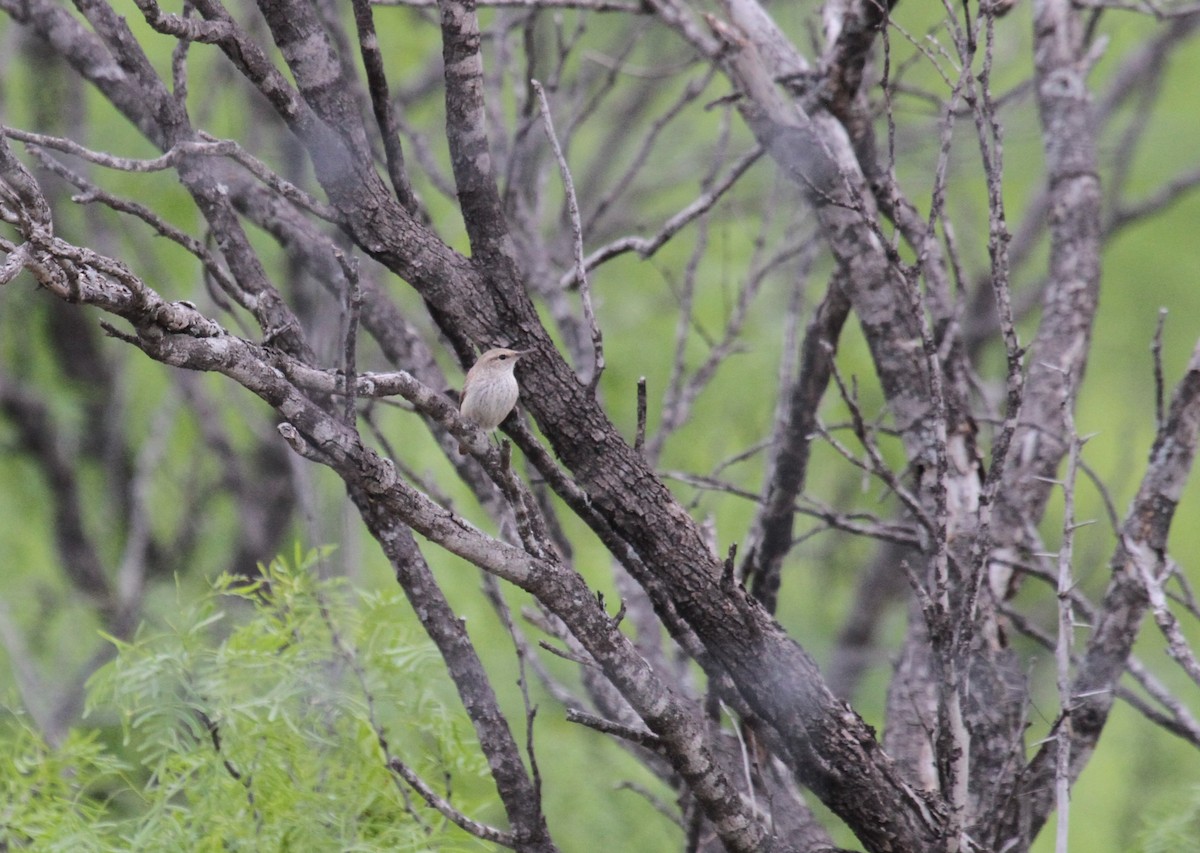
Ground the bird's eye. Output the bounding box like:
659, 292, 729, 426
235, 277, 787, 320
498, 354, 508, 360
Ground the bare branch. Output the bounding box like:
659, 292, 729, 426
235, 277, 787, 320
531, 79, 605, 389
1008, 333, 1200, 843
377, 0, 645, 9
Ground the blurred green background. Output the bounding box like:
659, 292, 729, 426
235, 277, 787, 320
2, 2, 1200, 850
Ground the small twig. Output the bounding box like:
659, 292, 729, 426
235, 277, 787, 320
610, 597, 627, 628
309, 583, 428, 828
375, 0, 646, 9
821, 359, 937, 538
634, 376, 647, 455
560, 145, 763, 288
1169, 557, 1200, 621
900, 559, 937, 628
388, 757, 515, 846
582, 68, 716, 232
349, 0, 420, 212
1137, 552, 1200, 688
1054, 373, 1086, 853
614, 781, 683, 827
1152, 308, 1167, 436
1071, 0, 1200, 20
22, 147, 246, 301
711, 439, 773, 478
721, 542, 738, 590
524, 702, 543, 809
195, 708, 259, 825
1125, 655, 1200, 745
722, 700, 757, 815
491, 564, 546, 808
481, 576, 583, 710
660, 469, 922, 547
1000, 592, 1200, 748
537, 639, 597, 668
531, 79, 605, 392
337, 249, 362, 426
3, 127, 337, 220
2, 127, 234, 173
565, 708, 662, 748
1108, 166, 1200, 233
169, 5, 192, 105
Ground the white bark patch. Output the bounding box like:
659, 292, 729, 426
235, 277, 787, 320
281, 31, 342, 90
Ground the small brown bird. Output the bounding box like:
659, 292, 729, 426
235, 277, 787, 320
458, 347, 529, 452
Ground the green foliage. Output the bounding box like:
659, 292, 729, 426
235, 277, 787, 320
1137, 785, 1200, 853
1, 546, 492, 852
0, 717, 125, 850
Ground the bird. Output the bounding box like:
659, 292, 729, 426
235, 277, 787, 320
458, 347, 529, 452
